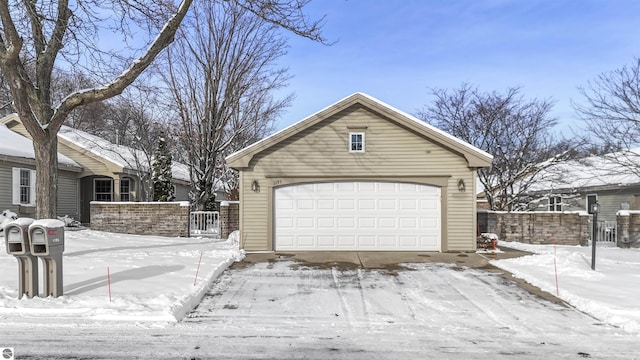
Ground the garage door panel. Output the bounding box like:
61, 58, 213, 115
277, 217, 294, 228
317, 199, 335, 209
338, 217, 356, 228
399, 199, 418, 210
358, 199, 376, 210
317, 217, 334, 228
317, 235, 335, 247
338, 199, 355, 209
379, 199, 396, 210
379, 217, 397, 228
297, 217, 314, 228
275, 181, 441, 251
338, 236, 356, 247
399, 217, 417, 228
359, 217, 376, 228
337, 182, 355, 192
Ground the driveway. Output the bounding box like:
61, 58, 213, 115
178, 253, 636, 359
2, 252, 637, 359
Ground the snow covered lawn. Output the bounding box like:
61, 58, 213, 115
0, 229, 244, 322
492, 241, 640, 334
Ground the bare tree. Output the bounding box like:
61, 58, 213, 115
419, 83, 570, 211
0, 0, 192, 218
574, 57, 640, 176
0, 0, 324, 218
162, 0, 292, 210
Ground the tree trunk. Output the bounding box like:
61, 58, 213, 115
33, 131, 58, 219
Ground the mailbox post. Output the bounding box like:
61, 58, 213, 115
4, 218, 37, 298
29, 219, 65, 298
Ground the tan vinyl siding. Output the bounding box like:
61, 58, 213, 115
58, 170, 79, 219
240, 105, 477, 251
57, 142, 115, 176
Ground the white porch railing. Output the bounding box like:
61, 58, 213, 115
190, 211, 220, 237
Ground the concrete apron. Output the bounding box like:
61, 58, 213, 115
239, 247, 566, 306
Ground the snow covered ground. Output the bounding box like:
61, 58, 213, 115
0, 229, 244, 323
1, 229, 639, 358
1, 229, 639, 336
491, 240, 640, 334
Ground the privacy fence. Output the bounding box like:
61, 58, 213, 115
478, 210, 640, 248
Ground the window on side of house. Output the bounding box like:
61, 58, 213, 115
12, 167, 36, 206
120, 178, 132, 202
94, 178, 113, 201
349, 132, 365, 153
586, 194, 598, 214
549, 195, 562, 211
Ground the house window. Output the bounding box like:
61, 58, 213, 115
120, 178, 132, 202
349, 132, 365, 153
12, 167, 36, 206
586, 194, 598, 214
94, 178, 113, 201
549, 196, 562, 212
19, 169, 31, 204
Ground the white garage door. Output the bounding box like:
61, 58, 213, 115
274, 181, 441, 251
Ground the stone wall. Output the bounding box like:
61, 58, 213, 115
478, 210, 590, 246
90, 201, 190, 237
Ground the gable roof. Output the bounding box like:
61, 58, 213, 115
528, 150, 640, 192
1, 113, 189, 182
0, 121, 81, 169
226, 92, 493, 168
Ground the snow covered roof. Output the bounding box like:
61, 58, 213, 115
226, 92, 493, 168
58, 126, 190, 182
0, 122, 80, 168
528, 150, 640, 192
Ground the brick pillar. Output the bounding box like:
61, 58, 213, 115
617, 211, 630, 248
229, 202, 239, 234
220, 201, 230, 239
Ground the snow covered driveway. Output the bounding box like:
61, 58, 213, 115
2, 258, 637, 359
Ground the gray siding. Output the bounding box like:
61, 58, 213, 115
1, 160, 80, 219
58, 171, 79, 219
537, 188, 640, 222
0, 162, 20, 215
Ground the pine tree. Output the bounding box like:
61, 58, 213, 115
152, 132, 175, 201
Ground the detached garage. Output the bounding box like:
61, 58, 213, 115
226, 93, 493, 252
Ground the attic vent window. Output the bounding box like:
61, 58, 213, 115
349, 132, 365, 153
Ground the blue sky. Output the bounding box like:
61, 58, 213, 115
274, 0, 640, 135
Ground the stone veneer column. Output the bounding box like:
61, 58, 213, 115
220, 201, 230, 239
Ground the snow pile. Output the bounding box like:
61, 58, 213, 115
0, 210, 18, 233
492, 241, 640, 333
0, 230, 243, 323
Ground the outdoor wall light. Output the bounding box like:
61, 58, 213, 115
457, 179, 466, 192
251, 180, 260, 192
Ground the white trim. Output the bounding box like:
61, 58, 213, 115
549, 195, 562, 212
29, 169, 36, 206
11, 167, 19, 205
12, 167, 36, 205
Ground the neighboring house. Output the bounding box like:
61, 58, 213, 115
0, 122, 83, 219
226, 93, 493, 252
524, 153, 640, 222
1, 114, 192, 223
